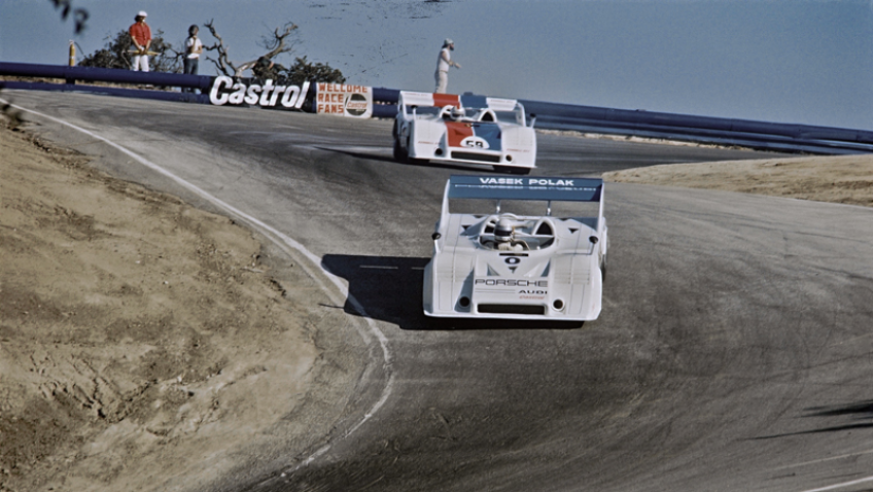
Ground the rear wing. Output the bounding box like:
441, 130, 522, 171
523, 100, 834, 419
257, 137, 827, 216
440, 175, 604, 225
399, 91, 519, 111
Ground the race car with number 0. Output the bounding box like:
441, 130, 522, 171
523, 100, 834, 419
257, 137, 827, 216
423, 175, 607, 321
393, 91, 537, 174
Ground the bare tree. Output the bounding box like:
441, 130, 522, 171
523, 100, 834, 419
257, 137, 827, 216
203, 20, 298, 78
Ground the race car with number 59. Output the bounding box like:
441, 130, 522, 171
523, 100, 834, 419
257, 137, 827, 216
393, 91, 537, 174
423, 175, 607, 321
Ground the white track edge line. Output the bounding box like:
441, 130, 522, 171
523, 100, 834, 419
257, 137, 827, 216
799, 475, 873, 492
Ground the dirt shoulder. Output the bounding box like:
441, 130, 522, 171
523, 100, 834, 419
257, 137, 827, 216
603, 153, 873, 208
0, 119, 330, 491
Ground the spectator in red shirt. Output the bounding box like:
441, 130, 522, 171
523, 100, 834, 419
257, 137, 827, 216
129, 11, 152, 71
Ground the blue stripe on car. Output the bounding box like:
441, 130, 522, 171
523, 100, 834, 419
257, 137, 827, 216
473, 123, 502, 150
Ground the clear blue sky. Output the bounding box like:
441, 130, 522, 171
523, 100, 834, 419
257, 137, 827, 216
3, 0, 872, 131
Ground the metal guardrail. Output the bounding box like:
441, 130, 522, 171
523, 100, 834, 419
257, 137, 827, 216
1, 80, 209, 104
519, 99, 873, 154
3, 62, 871, 154
0, 61, 211, 91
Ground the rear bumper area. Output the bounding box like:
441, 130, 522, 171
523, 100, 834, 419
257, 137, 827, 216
423, 305, 598, 321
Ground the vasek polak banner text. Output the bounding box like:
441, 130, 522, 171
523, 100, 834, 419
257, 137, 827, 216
209, 76, 310, 109
316, 83, 373, 118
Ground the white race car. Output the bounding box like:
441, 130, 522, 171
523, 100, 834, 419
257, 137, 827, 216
393, 91, 536, 174
423, 175, 607, 321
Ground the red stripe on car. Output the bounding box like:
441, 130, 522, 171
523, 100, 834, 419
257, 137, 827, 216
445, 122, 474, 147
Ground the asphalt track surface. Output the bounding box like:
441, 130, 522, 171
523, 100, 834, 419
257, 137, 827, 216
6, 91, 873, 492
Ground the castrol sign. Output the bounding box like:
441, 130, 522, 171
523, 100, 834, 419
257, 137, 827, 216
316, 83, 373, 118
209, 75, 310, 109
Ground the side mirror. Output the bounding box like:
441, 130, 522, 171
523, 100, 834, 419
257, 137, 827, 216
432, 232, 442, 240
589, 236, 598, 244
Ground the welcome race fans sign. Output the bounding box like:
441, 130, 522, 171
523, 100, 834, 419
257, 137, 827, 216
315, 83, 373, 118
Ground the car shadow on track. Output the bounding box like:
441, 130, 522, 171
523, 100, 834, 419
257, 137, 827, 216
321, 254, 583, 331
315, 147, 500, 174
749, 400, 873, 440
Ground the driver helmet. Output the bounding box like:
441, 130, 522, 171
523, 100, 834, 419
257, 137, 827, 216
450, 106, 465, 119
495, 217, 514, 243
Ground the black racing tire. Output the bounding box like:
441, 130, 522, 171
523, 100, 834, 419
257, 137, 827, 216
600, 254, 608, 282
393, 138, 408, 163
494, 166, 531, 175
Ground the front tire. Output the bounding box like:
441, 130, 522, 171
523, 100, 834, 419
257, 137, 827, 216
494, 166, 531, 175
393, 138, 408, 163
